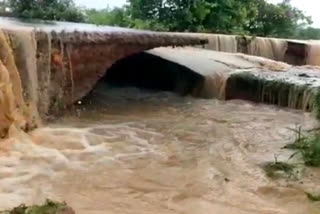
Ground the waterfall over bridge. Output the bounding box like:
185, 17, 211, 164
0, 17, 205, 136
1, 17, 320, 138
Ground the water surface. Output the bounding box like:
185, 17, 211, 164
0, 85, 319, 214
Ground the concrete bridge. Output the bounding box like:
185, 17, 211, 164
0, 17, 206, 135
1, 17, 320, 137
177, 33, 320, 66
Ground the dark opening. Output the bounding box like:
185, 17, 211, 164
102, 52, 205, 96
284, 42, 307, 65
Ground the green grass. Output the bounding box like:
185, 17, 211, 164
263, 159, 296, 178
314, 89, 320, 120
0, 200, 71, 214
306, 192, 320, 202
284, 126, 320, 167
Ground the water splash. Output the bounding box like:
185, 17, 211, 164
307, 43, 320, 66
190, 33, 320, 66
0, 87, 319, 213
0, 30, 30, 136
226, 69, 320, 113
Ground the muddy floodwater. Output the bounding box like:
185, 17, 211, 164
0, 84, 320, 214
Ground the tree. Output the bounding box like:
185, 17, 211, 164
200, 0, 259, 34
8, 0, 85, 22
164, 0, 214, 32
127, 0, 164, 20
86, 7, 129, 27
295, 27, 320, 40
0, 0, 7, 12
126, 0, 259, 33
247, 0, 312, 37
85, 0, 314, 39
126, 0, 170, 30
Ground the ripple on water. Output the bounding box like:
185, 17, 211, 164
0, 87, 319, 214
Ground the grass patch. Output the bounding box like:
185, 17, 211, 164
314, 89, 320, 120
263, 157, 297, 178
0, 200, 72, 214
306, 192, 320, 202
284, 126, 320, 167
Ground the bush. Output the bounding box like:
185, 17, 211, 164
0, 200, 74, 214
8, 0, 85, 22
285, 126, 320, 167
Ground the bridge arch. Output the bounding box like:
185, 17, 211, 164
0, 18, 205, 135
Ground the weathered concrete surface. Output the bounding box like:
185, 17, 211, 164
226, 68, 320, 111
0, 17, 205, 135
148, 47, 320, 113
178, 33, 320, 66
0, 17, 205, 104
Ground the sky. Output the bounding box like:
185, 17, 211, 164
74, 0, 127, 9
74, 0, 320, 28
268, 0, 320, 27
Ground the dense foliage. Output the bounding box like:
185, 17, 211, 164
247, 0, 312, 37
8, 0, 85, 22
0, 0, 319, 39
86, 7, 129, 27
86, 0, 317, 39
295, 27, 320, 40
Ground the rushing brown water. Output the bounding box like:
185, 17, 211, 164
0, 84, 320, 214
1, 18, 320, 214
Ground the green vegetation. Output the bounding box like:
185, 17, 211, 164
85, 0, 319, 40
285, 126, 320, 167
306, 192, 320, 202
247, 1, 311, 38
6, 0, 85, 22
0, 200, 71, 214
263, 159, 297, 178
0, 0, 319, 39
314, 91, 320, 120
264, 125, 320, 180
296, 27, 320, 40
86, 7, 129, 27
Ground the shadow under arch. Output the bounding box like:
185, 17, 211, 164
101, 51, 205, 96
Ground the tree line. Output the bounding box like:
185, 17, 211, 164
1, 0, 320, 39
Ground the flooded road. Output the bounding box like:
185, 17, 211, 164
0, 84, 320, 214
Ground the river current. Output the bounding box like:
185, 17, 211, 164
0, 84, 319, 214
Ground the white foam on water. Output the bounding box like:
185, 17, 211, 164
0, 88, 319, 214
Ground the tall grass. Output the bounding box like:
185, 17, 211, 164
285, 126, 320, 167
0, 200, 71, 214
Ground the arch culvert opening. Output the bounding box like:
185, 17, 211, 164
102, 51, 205, 96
